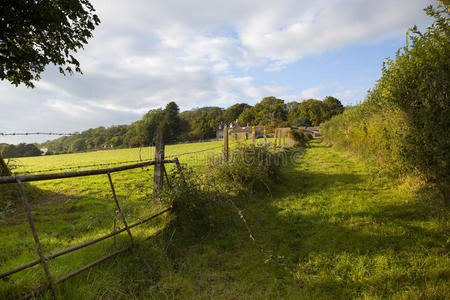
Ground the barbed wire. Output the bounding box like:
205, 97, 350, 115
0, 132, 75, 136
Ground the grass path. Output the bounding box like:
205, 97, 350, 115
240, 141, 449, 299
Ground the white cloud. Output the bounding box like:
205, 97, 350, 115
300, 87, 322, 99
0, 0, 435, 143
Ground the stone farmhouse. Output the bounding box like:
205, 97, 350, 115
217, 120, 264, 140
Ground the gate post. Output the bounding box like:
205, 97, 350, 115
153, 128, 164, 191
263, 126, 267, 145
274, 129, 279, 150
223, 127, 229, 162
252, 126, 256, 145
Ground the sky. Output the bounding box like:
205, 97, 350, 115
0, 0, 436, 144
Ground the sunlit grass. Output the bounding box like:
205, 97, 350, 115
1, 139, 448, 299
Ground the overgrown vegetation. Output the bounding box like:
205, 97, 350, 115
323, 3, 450, 204
210, 144, 291, 194
288, 129, 312, 147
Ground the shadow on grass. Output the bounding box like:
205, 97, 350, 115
0, 180, 169, 299
236, 163, 449, 298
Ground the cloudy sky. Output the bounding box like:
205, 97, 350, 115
1, 0, 435, 144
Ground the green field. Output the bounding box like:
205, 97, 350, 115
1, 140, 449, 299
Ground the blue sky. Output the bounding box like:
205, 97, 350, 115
0, 0, 435, 144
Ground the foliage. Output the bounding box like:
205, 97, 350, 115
211, 143, 288, 194
238, 96, 288, 126
290, 99, 327, 126
179, 106, 224, 140
288, 129, 311, 147
323, 3, 450, 203
323, 96, 345, 116
0, 143, 41, 158
0, 0, 100, 88
288, 97, 344, 126
159, 168, 234, 240
223, 103, 251, 124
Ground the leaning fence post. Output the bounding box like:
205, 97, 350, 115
16, 178, 57, 299
223, 127, 229, 162
153, 128, 164, 191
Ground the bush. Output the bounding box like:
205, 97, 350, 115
210, 143, 292, 194
158, 167, 233, 240
289, 129, 310, 147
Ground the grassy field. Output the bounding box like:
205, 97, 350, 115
0, 140, 230, 297
1, 140, 449, 299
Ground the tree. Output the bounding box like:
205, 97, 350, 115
323, 96, 345, 117
253, 96, 287, 125
238, 107, 256, 126
292, 99, 328, 126
0, 0, 100, 87
0, 0, 100, 175
138, 109, 165, 145
161, 102, 182, 143
223, 103, 251, 124
1, 145, 19, 158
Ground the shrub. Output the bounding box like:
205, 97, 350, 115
289, 129, 310, 147
158, 167, 233, 240
210, 143, 292, 194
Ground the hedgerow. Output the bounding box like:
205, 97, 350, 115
323, 3, 450, 203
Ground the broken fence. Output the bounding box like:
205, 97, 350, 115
0, 158, 181, 299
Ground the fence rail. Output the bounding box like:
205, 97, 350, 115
0, 159, 177, 183
0, 157, 181, 299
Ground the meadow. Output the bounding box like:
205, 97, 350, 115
0, 139, 449, 299
0, 140, 234, 298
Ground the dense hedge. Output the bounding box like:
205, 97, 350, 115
323, 4, 449, 203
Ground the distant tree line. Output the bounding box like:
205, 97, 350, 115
0, 143, 42, 158
1, 96, 344, 157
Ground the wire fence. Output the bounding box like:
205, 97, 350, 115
11, 144, 228, 175
0, 132, 75, 136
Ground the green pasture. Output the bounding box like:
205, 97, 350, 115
0, 139, 448, 299
0, 139, 245, 297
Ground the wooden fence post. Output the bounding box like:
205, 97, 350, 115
252, 126, 256, 145
153, 128, 164, 190
274, 129, 278, 150
223, 127, 229, 162
263, 126, 267, 145
0, 153, 10, 176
